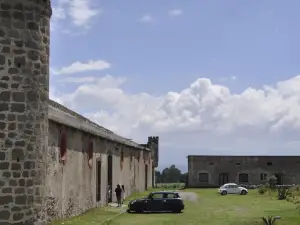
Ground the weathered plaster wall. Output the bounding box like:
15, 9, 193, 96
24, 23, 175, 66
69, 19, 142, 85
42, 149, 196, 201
45, 105, 154, 222
0, 0, 51, 225
188, 155, 300, 187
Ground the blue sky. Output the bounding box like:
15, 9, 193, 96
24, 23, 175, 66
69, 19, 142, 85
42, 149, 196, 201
50, 0, 300, 172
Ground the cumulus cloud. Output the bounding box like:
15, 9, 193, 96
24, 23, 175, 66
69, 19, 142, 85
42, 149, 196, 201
51, 0, 100, 31
168, 9, 183, 17
68, 0, 100, 26
52, 60, 111, 75
50, 74, 300, 168
61, 76, 99, 83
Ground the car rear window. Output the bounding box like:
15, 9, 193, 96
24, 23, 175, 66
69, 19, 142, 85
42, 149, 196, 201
174, 193, 180, 198
164, 193, 180, 199
151, 193, 163, 199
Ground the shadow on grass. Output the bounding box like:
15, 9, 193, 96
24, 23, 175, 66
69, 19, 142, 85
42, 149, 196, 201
127, 211, 183, 214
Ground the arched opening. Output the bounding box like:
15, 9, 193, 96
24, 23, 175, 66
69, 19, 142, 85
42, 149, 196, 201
239, 173, 249, 183
59, 128, 67, 164
96, 156, 102, 202
219, 173, 229, 186
145, 164, 148, 190
107, 155, 113, 203
87, 140, 93, 168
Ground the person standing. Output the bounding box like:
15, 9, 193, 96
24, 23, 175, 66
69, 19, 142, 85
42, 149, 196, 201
121, 185, 125, 204
115, 184, 122, 207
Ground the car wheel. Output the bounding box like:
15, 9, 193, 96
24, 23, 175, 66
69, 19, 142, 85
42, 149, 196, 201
241, 190, 247, 195
221, 191, 227, 195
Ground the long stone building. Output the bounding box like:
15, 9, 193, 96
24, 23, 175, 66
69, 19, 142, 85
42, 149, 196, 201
0, 0, 159, 224
45, 100, 159, 219
187, 155, 300, 187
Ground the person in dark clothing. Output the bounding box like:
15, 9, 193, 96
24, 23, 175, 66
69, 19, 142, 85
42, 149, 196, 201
115, 184, 122, 207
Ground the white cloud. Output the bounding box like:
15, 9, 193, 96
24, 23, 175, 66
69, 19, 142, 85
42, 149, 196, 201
51, 0, 100, 30
140, 14, 154, 23
52, 60, 111, 75
168, 9, 183, 17
62, 76, 98, 83
51, 74, 300, 167
52, 6, 66, 20
68, 0, 100, 27
219, 76, 237, 81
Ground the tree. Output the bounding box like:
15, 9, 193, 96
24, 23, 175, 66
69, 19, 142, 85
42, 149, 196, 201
160, 165, 182, 183
179, 173, 187, 183
155, 170, 162, 183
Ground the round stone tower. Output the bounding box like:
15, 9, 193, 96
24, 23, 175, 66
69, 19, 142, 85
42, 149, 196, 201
0, 0, 51, 224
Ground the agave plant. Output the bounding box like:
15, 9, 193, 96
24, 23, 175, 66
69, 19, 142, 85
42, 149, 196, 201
277, 186, 291, 200
261, 216, 281, 225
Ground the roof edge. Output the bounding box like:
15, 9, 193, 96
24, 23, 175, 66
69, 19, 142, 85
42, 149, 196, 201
48, 100, 150, 151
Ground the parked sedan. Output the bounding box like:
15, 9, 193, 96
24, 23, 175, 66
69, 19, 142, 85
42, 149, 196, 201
218, 183, 248, 195
127, 191, 184, 213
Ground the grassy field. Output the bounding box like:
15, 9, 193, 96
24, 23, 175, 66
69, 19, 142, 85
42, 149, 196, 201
50, 188, 300, 225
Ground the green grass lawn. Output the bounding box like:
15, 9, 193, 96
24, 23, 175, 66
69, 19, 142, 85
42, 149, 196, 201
49, 189, 300, 225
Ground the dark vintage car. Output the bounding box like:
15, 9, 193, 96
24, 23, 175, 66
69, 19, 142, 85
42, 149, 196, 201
127, 191, 184, 213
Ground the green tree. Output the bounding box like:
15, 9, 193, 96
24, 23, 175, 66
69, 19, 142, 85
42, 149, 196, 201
179, 172, 187, 183
161, 165, 182, 183
155, 170, 162, 183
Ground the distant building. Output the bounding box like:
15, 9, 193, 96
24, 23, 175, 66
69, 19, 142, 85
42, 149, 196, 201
187, 155, 300, 187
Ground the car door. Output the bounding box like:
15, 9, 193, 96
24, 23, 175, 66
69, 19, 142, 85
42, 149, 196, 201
224, 185, 232, 194
148, 193, 164, 212
164, 193, 178, 211
231, 184, 240, 194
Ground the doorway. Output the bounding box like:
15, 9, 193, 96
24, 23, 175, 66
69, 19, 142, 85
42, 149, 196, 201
152, 167, 155, 188
274, 174, 283, 185
219, 173, 229, 186
96, 159, 101, 202
145, 164, 148, 190
107, 155, 113, 202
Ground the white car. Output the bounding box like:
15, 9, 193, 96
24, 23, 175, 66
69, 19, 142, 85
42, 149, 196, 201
218, 183, 248, 195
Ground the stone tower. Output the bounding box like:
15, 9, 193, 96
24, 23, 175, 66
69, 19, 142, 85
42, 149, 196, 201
148, 136, 159, 167
147, 136, 159, 187
0, 0, 51, 224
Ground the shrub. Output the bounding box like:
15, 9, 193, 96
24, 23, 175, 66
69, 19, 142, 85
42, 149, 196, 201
155, 183, 185, 190
258, 186, 267, 195
277, 186, 291, 200
261, 216, 280, 225
266, 176, 277, 190
291, 185, 300, 196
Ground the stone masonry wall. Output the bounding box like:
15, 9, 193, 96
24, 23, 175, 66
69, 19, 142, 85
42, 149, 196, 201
0, 1, 157, 224
0, 0, 51, 225
45, 120, 153, 222
188, 155, 300, 187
